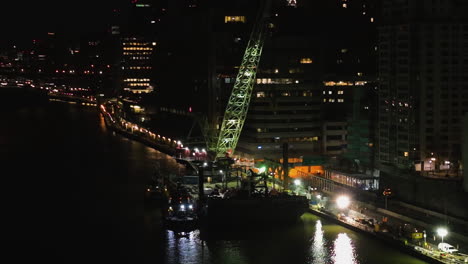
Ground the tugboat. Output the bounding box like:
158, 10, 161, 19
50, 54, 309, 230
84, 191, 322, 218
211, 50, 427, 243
164, 208, 198, 232
163, 184, 199, 232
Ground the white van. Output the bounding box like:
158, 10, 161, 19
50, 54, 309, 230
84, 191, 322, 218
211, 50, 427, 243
438, 242, 458, 253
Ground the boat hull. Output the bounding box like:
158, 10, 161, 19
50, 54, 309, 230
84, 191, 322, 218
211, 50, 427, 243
164, 216, 198, 232
200, 196, 309, 227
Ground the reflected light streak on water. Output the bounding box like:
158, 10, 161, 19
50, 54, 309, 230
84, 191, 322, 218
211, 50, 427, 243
166, 230, 205, 264
333, 233, 358, 264
312, 220, 328, 264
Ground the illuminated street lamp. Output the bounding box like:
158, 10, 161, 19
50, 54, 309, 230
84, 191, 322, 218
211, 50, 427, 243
336, 195, 350, 209
437, 227, 448, 243
294, 179, 302, 195
258, 166, 266, 174
423, 230, 427, 246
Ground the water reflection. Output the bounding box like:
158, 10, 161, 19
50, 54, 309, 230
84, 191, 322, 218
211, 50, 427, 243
166, 230, 204, 264
332, 233, 358, 264
311, 220, 328, 264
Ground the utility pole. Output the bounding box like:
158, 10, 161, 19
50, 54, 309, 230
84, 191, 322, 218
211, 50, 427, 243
198, 167, 205, 216
283, 142, 289, 191
383, 188, 392, 210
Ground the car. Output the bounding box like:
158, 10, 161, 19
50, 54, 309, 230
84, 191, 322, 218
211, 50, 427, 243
438, 242, 458, 253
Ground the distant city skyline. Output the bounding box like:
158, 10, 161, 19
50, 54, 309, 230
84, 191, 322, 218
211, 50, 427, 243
0, 0, 118, 47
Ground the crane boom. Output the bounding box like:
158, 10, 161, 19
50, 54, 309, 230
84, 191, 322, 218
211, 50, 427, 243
214, 0, 271, 158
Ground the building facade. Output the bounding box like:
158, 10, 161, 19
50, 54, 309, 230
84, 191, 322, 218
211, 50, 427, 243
378, 0, 468, 173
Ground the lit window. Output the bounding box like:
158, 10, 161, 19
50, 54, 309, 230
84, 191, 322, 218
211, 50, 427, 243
404, 152, 409, 157
357, 72, 363, 76
370, 17, 374, 23
274, 69, 279, 73
328, 91, 332, 94
338, 90, 344, 94
300, 58, 313, 64
256, 92, 266, 98
338, 99, 344, 103
224, 16, 246, 23
342, 3, 347, 8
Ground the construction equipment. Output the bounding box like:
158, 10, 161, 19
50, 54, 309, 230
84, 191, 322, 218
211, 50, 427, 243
211, 0, 272, 158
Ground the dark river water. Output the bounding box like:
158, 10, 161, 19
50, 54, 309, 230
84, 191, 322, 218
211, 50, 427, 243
0, 99, 429, 264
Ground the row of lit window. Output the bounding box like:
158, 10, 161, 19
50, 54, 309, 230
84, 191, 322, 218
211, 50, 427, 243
256, 91, 313, 98
323, 81, 368, 86
123, 42, 146, 46
127, 83, 150, 87
124, 78, 150, 82
256, 78, 299, 84
300, 58, 313, 64
123, 52, 152, 55
128, 66, 152, 70
123, 47, 153, 50
129, 57, 150, 60
122, 41, 155, 46
261, 67, 309, 74
123, 87, 152, 93
224, 16, 246, 23
323, 98, 345, 103
323, 90, 344, 95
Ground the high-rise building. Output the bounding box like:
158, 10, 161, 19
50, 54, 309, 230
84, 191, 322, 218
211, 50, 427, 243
237, 0, 377, 159
110, 0, 164, 96
377, 0, 468, 174
121, 37, 156, 94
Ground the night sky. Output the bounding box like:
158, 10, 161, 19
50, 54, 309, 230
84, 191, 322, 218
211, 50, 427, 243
0, 0, 118, 47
